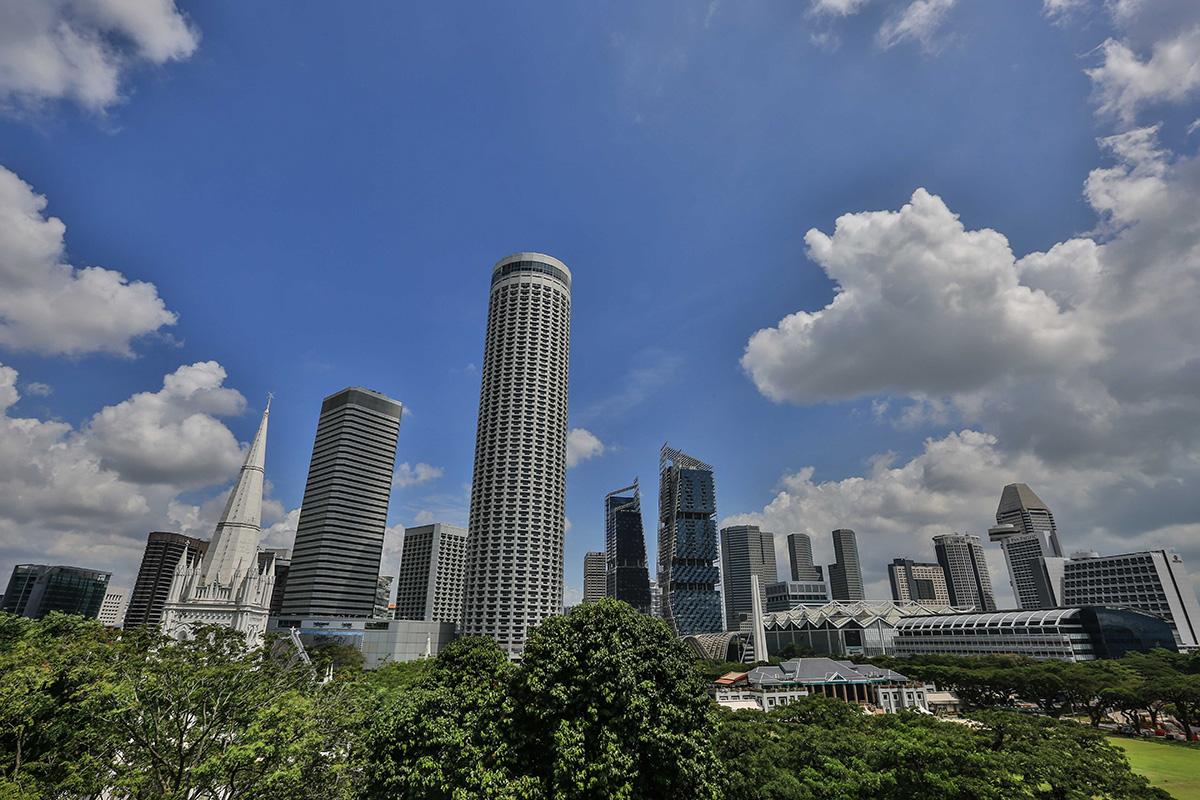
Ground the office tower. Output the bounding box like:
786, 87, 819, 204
988, 483, 1064, 609
605, 480, 652, 614
787, 533, 821, 582
462, 253, 571, 657
281, 387, 403, 618
1035, 549, 1200, 649
721, 525, 778, 631
259, 548, 291, 616
649, 580, 662, 618
657, 444, 722, 635
1, 565, 110, 619
887, 559, 950, 605
828, 529, 864, 601
125, 532, 208, 627
161, 403, 276, 647
933, 533, 996, 611
763, 579, 828, 612
582, 551, 607, 603
97, 589, 128, 627
394, 523, 468, 623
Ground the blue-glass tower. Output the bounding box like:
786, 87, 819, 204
657, 444, 722, 634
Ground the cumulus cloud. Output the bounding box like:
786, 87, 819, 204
736, 126, 1200, 597
0, 0, 198, 113
876, 0, 957, 51
1087, 26, 1200, 124
0, 165, 176, 356
566, 427, 606, 468
83, 361, 246, 486
393, 461, 444, 488
0, 360, 263, 592
742, 188, 1101, 403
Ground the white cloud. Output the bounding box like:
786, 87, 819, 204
412, 510, 436, 526
23, 381, 52, 396
741, 188, 1101, 404
0, 360, 265, 592
1041, 0, 1085, 20
393, 461, 444, 488
0, 165, 177, 356
876, 0, 957, 52
0, 0, 198, 113
736, 126, 1200, 597
566, 427, 606, 469
83, 361, 246, 487
809, 0, 873, 16
1087, 26, 1200, 123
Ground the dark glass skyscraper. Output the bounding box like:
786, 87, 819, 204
657, 444, 722, 634
786, 533, 821, 582
124, 531, 208, 628
604, 480, 651, 614
828, 529, 864, 601
280, 387, 403, 618
1, 564, 110, 619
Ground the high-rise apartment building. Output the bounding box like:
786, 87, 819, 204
649, 580, 662, 618
97, 589, 128, 627
1, 564, 110, 619
1035, 549, 1200, 649
125, 532, 208, 628
933, 534, 997, 611
583, 551, 607, 604
721, 525, 778, 631
787, 533, 821, 582
887, 559, 951, 605
988, 483, 1064, 609
281, 387, 403, 618
605, 481, 652, 614
828, 529, 864, 601
394, 523, 468, 624
462, 253, 571, 657
657, 444, 722, 635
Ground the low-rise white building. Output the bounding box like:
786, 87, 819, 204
714, 657, 928, 713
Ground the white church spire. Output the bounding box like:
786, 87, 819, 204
201, 398, 270, 585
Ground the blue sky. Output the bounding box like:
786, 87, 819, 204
2, 0, 1199, 606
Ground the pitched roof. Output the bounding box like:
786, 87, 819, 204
997, 483, 1049, 515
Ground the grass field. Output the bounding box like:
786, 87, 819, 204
1110, 735, 1200, 800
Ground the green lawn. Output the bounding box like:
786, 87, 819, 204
1110, 735, 1200, 800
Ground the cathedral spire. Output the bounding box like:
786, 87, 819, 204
201, 398, 270, 585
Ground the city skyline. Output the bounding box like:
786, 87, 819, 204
2, 2, 1200, 611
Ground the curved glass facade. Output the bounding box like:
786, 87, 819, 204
491, 259, 571, 289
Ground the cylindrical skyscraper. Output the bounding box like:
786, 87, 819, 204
462, 253, 571, 657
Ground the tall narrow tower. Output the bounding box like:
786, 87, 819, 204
462, 253, 571, 657
161, 402, 276, 646
828, 529, 864, 601
988, 483, 1063, 609
657, 444, 722, 635
605, 480, 652, 614
280, 387, 403, 618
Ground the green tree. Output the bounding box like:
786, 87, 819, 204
0, 613, 119, 798
511, 599, 724, 800
972, 710, 1169, 799
104, 624, 357, 800
356, 636, 537, 799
